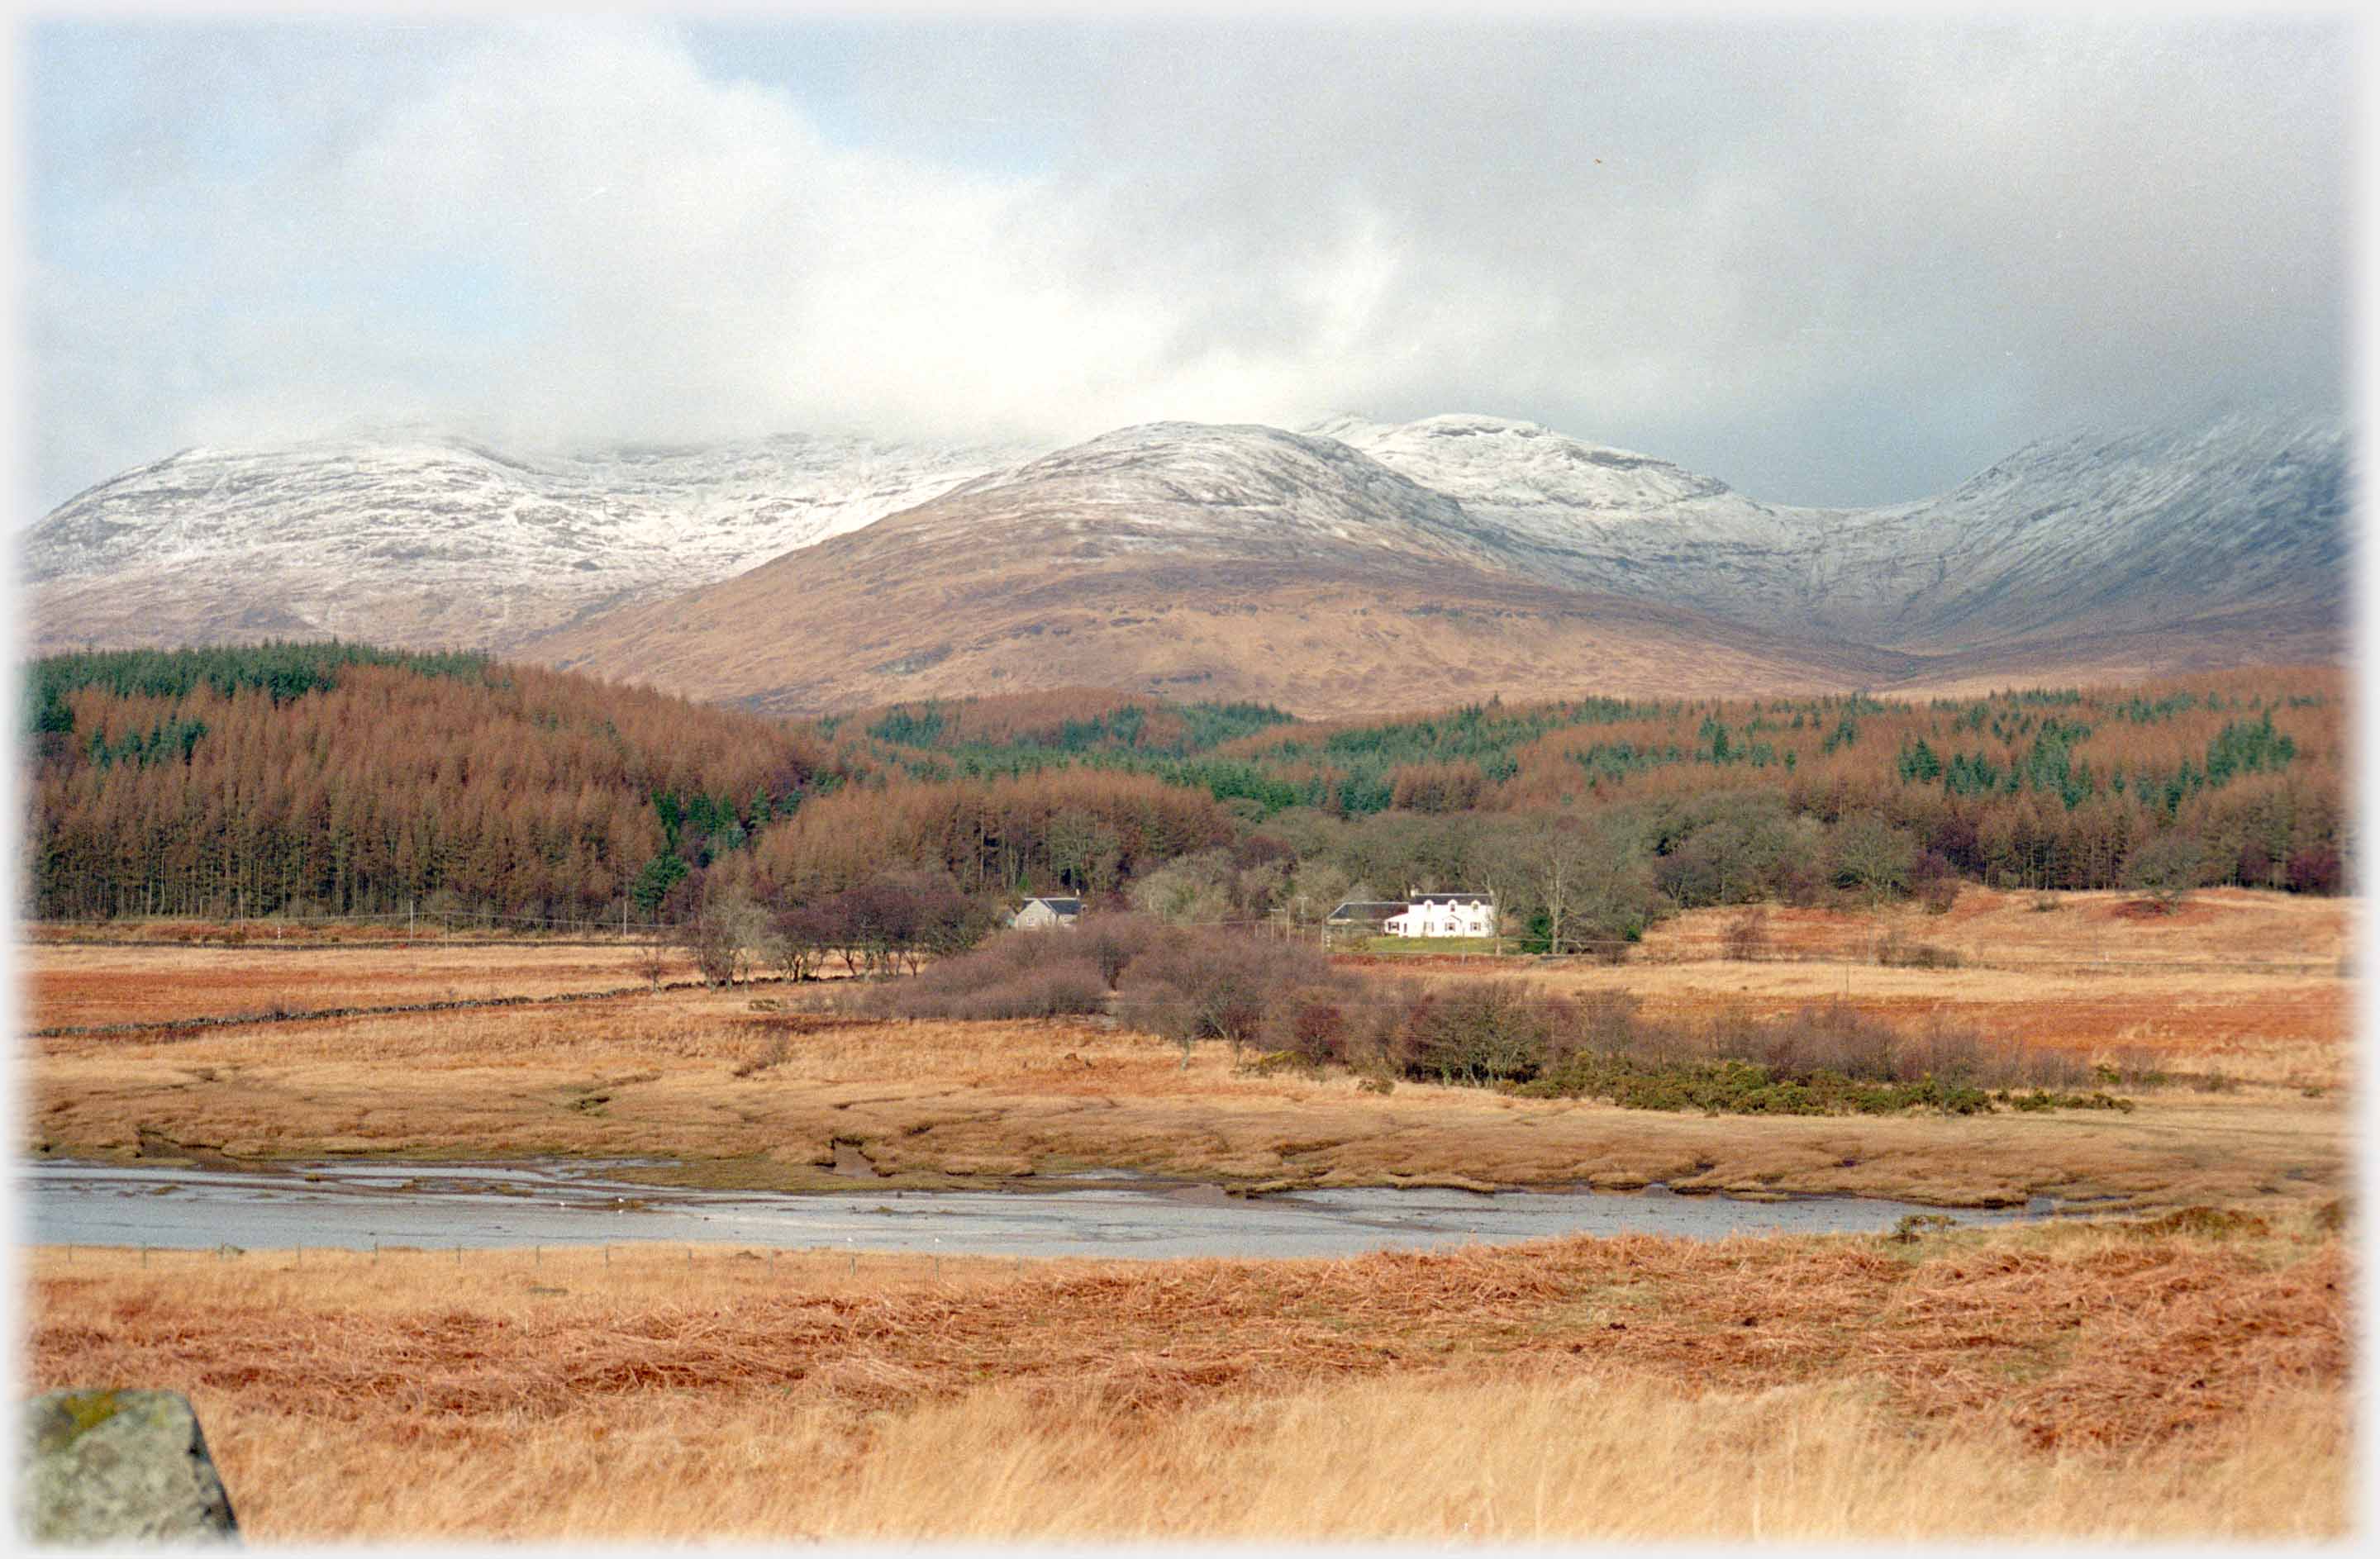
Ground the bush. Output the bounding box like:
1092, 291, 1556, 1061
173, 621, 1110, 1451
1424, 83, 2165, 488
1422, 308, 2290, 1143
1078, 913, 1166, 990
1119, 929, 1344, 1055
1909, 848, 1960, 915
2123, 833, 2207, 906
1877, 930, 1962, 969
1256, 988, 1358, 1068
1395, 980, 1555, 1085
1740, 1000, 1900, 1080
868, 928, 1109, 1020
1497, 993, 2110, 1116
858, 916, 2115, 1119
1720, 906, 1771, 961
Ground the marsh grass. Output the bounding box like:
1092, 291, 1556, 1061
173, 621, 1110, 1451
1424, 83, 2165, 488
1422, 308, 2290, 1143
22, 1221, 2348, 1542
25, 939, 706, 1029
26, 986, 2349, 1211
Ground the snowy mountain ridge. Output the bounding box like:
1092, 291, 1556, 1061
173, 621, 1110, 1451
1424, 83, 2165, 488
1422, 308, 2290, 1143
23, 408, 2349, 688
1314, 406, 2349, 649
26, 429, 1043, 652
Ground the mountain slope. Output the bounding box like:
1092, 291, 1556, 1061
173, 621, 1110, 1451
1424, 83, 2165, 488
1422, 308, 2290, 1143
1318, 409, 2349, 663
26, 407, 2347, 706
1822, 411, 2349, 652
530, 421, 1923, 716
23, 430, 1041, 654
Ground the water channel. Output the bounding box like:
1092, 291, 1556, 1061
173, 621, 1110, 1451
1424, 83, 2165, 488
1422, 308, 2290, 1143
21, 1159, 2054, 1261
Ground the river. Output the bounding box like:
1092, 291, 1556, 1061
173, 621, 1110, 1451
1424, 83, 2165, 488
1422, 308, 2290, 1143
21, 1158, 2054, 1261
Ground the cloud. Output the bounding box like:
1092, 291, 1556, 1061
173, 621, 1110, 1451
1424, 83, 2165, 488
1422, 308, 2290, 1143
25, 17, 2348, 509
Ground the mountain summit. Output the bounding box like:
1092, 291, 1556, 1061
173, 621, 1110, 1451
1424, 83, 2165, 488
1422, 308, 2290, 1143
528, 419, 1919, 715
25, 408, 2347, 711
25, 429, 1040, 653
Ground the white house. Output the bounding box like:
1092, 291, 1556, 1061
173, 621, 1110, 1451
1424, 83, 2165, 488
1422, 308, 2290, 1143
1007, 896, 1085, 929
1383, 892, 1497, 939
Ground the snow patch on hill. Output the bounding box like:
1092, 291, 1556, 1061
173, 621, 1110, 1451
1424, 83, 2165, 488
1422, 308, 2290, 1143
26, 430, 1042, 651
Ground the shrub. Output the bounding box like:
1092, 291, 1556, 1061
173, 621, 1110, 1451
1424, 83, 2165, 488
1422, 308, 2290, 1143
2122, 833, 2207, 907
964, 964, 1112, 1020
1078, 913, 1165, 990
1742, 1001, 1900, 1081
1917, 876, 1963, 915
868, 928, 1109, 1020
1257, 990, 1356, 1068
1720, 906, 1771, 962
1545, 989, 1649, 1065
1502, 994, 2107, 1117
1397, 980, 1555, 1085
1877, 930, 1963, 969
1117, 927, 1348, 1057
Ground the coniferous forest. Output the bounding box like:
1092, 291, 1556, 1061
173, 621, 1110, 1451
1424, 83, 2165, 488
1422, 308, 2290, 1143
18, 644, 2349, 927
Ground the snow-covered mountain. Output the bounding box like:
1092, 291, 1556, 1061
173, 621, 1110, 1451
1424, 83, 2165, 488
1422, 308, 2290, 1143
1314, 409, 2350, 652
23, 430, 1042, 653
23, 406, 2349, 703
1800, 411, 2351, 650
883, 421, 1526, 573
529, 419, 1916, 716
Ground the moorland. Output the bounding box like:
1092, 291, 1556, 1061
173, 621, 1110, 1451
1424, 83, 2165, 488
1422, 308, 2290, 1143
17, 644, 2355, 1541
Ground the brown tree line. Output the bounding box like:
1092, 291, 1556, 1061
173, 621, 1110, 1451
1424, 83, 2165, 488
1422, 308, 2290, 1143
21, 653, 2348, 928
739, 768, 1236, 901
26, 662, 827, 920
1247, 669, 2349, 894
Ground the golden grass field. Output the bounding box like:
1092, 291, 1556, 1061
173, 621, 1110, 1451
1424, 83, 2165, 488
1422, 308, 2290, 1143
22, 888, 2351, 1211
17, 886, 2357, 1541
20, 1215, 2347, 1541
22, 935, 700, 1030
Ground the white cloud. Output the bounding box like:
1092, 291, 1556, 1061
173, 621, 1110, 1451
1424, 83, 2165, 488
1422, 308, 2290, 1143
26, 17, 2348, 509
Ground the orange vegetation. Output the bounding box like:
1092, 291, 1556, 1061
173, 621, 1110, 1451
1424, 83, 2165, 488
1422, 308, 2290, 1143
23, 940, 696, 1031
18, 1219, 2347, 1541
22, 982, 2349, 1214
28, 657, 830, 921
749, 766, 1234, 896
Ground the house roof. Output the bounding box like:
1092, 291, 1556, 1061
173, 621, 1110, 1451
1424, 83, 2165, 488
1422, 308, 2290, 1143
1407, 892, 1493, 905
1326, 900, 1410, 920
1021, 896, 1085, 913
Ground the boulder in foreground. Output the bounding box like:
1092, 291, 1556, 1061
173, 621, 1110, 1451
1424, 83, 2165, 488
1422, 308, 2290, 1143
18, 1389, 239, 1545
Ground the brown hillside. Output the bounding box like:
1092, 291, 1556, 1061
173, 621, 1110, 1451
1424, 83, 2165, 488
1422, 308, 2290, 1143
527, 423, 1928, 716
535, 557, 1931, 719
526, 420, 2344, 715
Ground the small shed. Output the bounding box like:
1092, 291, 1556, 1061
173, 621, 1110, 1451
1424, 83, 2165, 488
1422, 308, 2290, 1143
1007, 896, 1085, 929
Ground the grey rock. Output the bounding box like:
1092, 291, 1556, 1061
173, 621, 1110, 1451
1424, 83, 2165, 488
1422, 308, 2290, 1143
17, 1390, 240, 1546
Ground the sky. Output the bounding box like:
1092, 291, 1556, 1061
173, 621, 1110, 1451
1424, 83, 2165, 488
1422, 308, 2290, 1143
17, 13, 2353, 513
